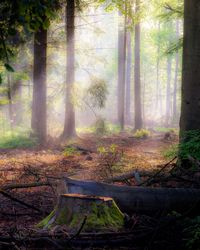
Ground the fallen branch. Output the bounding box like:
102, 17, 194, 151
0, 189, 48, 215
106, 171, 137, 183
1, 182, 51, 191
138, 157, 177, 186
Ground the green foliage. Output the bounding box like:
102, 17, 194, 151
63, 146, 80, 157
163, 144, 178, 159
163, 130, 200, 162
165, 37, 183, 55
4, 63, 14, 72
87, 77, 108, 109
0, 130, 38, 149
155, 127, 178, 133
77, 122, 121, 135
158, 1, 183, 21
134, 129, 151, 139
97, 144, 123, 178
182, 216, 200, 250
179, 130, 200, 161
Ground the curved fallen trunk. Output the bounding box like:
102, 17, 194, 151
63, 178, 200, 215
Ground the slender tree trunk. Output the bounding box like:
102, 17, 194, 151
156, 22, 161, 115
117, 11, 126, 131
165, 56, 172, 127
134, 0, 142, 130
172, 20, 179, 123
125, 27, 132, 125
142, 69, 146, 126
31, 28, 47, 145
7, 73, 14, 129
62, 0, 76, 140
13, 80, 23, 126
180, 1, 200, 132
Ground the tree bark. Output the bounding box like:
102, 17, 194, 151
172, 21, 179, 124
117, 11, 126, 130
180, 0, 200, 132
156, 22, 161, 116
63, 178, 200, 215
134, 0, 142, 130
7, 73, 14, 129
125, 26, 132, 125
31, 28, 47, 145
165, 56, 172, 126
62, 0, 76, 140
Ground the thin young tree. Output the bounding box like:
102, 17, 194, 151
165, 55, 172, 126
134, 0, 142, 130
172, 20, 179, 123
61, 0, 76, 140
125, 20, 132, 125
117, 9, 127, 131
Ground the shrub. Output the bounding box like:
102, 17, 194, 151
179, 130, 200, 161
134, 129, 150, 139
97, 144, 123, 179
63, 146, 80, 157
95, 118, 107, 135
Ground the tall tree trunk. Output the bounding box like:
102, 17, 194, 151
62, 0, 76, 140
180, 1, 200, 131
125, 27, 132, 125
134, 0, 142, 130
165, 56, 172, 127
172, 20, 179, 123
7, 73, 14, 129
31, 28, 47, 145
117, 11, 126, 130
156, 22, 161, 115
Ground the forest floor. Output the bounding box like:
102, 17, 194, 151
0, 131, 181, 249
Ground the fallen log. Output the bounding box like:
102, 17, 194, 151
63, 178, 200, 215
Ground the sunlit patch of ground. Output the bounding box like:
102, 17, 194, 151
0, 132, 178, 236
0, 132, 177, 183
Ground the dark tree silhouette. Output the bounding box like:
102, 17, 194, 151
62, 0, 76, 140
31, 28, 47, 145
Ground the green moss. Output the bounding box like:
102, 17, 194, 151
55, 207, 70, 225
37, 199, 124, 232
69, 201, 124, 232
37, 209, 55, 229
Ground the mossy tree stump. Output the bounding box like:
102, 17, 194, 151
37, 194, 124, 233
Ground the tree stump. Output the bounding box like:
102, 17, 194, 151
37, 194, 125, 233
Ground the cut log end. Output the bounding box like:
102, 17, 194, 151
37, 194, 125, 233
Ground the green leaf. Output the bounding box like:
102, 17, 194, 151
0, 74, 2, 85
43, 19, 50, 30
4, 63, 15, 72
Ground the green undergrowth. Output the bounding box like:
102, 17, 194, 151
163, 130, 200, 167
0, 129, 38, 149
163, 144, 178, 159
63, 146, 80, 157
155, 127, 178, 134
133, 129, 151, 139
